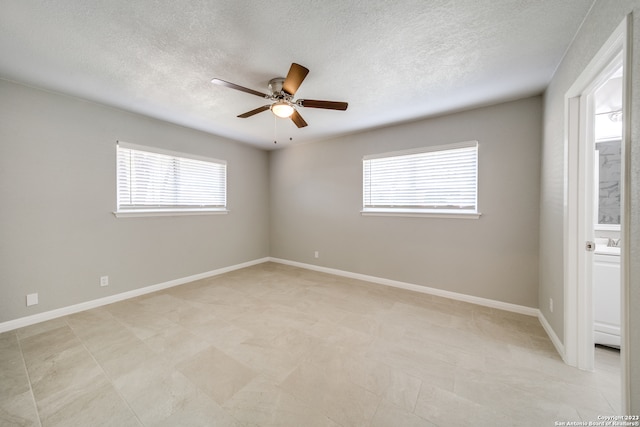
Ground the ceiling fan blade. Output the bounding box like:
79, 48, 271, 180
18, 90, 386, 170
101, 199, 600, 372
299, 99, 348, 110
290, 109, 308, 128
237, 105, 271, 118
282, 63, 309, 96
211, 78, 268, 98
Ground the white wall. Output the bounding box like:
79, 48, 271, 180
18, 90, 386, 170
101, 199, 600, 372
539, 0, 640, 411
0, 80, 270, 323
270, 96, 541, 308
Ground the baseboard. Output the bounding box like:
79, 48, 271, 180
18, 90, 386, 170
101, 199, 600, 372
0, 257, 270, 333
270, 258, 568, 356
269, 257, 539, 317
537, 311, 565, 358
2, 256, 557, 351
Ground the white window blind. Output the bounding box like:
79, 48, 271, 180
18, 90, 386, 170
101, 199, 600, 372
116, 142, 227, 215
363, 141, 478, 215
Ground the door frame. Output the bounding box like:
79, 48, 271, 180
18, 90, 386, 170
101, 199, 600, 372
563, 15, 631, 411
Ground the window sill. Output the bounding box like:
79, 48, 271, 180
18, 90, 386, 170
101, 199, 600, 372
113, 209, 229, 218
361, 209, 481, 219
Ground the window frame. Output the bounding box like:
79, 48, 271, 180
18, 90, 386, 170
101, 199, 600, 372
361, 140, 481, 219
114, 141, 228, 218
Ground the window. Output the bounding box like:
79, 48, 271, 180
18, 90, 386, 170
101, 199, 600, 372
362, 141, 479, 218
115, 142, 227, 217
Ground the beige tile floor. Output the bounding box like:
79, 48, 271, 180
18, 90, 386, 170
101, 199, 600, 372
0, 262, 621, 426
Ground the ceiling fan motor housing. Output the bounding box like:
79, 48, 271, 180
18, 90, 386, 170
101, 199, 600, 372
268, 78, 287, 98
268, 77, 296, 117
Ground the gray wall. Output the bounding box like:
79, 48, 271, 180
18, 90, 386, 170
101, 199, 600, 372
0, 80, 270, 323
270, 96, 541, 308
539, 0, 640, 411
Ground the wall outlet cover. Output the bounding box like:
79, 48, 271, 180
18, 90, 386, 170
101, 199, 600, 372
26, 293, 38, 306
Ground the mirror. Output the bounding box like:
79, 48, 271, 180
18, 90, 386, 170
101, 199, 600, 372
595, 139, 621, 229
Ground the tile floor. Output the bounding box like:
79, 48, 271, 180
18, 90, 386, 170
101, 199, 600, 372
0, 262, 621, 426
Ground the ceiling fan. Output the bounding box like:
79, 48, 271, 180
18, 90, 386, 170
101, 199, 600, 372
211, 63, 348, 128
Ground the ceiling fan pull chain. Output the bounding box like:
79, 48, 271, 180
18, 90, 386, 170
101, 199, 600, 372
273, 115, 277, 144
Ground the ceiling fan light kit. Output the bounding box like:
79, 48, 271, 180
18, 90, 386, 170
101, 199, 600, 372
211, 63, 348, 129
271, 101, 294, 118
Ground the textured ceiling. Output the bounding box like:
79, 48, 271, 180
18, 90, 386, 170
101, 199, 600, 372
0, 1, 595, 149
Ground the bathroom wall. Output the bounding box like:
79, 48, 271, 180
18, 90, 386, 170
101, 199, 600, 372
594, 72, 623, 230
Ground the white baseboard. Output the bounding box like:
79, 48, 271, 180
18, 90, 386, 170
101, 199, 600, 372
0, 257, 270, 333
269, 258, 573, 358
2, 255, 560, 357
269, 257, 539, 317
537, 311, 565, 358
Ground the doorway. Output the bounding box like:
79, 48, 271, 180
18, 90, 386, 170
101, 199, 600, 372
563, 16, 630, 412
592, 69, 622, 353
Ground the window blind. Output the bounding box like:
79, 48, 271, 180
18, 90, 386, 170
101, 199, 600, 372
116, 142, 226, 213
363, 141, 477, 213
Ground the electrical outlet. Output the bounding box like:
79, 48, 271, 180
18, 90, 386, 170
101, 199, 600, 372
549, 298, 554, 313
314, 251, 319, 259
26, 293, 38, 306
100, 276, 109, 287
